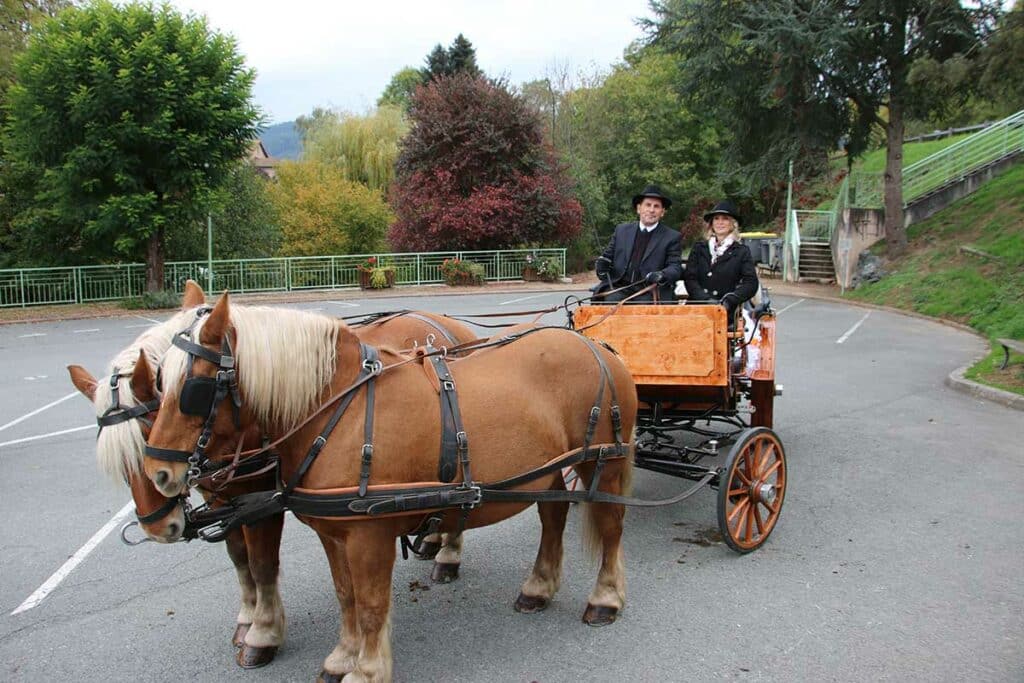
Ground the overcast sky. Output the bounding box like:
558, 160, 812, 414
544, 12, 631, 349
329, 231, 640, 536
165, 0, 656, 124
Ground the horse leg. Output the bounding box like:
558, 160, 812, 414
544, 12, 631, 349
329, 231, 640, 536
430, 531, 463, 583
329, 525, 396, 683
223, 527, 256, 648
416, 532, 442, 560
573, 460, 628, 626
317, 534, 361, 682
236, 513, 286, 669
515, 475, 569, 613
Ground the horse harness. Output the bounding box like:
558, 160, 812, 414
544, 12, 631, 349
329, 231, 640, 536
157, 323, 712, 545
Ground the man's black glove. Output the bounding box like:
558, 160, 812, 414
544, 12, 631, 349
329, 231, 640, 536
645, 270, 665, 285
595, 256, 611, 278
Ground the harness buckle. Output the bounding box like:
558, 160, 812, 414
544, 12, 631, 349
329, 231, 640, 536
455, 430, 468, 448
459, 484, 483, 509
362, 359, 383, 375
197, 432, 210, 449
361, 443, 374, 462
310, 435, 328, 455
442, 379, 456, 392
588, 406, 601, 426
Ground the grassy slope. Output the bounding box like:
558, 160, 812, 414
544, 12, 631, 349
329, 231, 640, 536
845, 162, 1024, 394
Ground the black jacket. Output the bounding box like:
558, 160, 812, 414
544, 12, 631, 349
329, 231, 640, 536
595, 222, 683, 301
683, 241, 759, 304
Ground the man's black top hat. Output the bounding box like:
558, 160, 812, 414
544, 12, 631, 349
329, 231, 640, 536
632, 185, 672, 210
703, 200, 743, 227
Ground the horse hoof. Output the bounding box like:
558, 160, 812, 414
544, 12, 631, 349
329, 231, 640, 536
236, 644, 278, 669
582, 604, 619, 627
318, 670, 345, 683
231, 623, 251, 648
514, 593, 550, 613
431, 562, 460, 583
415, 541, 441, 560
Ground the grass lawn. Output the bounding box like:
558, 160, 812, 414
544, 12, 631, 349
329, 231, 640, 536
855, 133, 973, 173
845, 163, 1024, 395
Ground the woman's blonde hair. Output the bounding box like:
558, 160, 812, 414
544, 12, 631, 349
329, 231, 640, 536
705, 215, 742, 241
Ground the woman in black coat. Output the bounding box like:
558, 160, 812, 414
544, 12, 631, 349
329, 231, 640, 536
682, 201, 759, 317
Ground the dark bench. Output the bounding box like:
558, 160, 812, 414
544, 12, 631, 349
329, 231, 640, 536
997, 338, 1024, 370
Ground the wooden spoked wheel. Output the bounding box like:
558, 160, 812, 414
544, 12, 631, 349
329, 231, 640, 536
717, 427, 786, 553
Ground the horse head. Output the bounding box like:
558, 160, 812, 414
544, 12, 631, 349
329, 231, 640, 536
66, 280, 208, 542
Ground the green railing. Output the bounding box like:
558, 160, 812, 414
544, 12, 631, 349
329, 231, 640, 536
903, 109, 1024, 203
0, 248, 566, 308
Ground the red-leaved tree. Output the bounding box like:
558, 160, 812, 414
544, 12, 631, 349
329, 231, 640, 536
389, 74, 582, 251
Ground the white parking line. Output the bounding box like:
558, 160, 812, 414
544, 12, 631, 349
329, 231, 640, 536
0, 392, 79, 433
18, 333, 46, 338
11, 500, 135, 615
837, 311, 872, 344
325, 301, 359, 308
134, 315, 163, 325
73, 328, 100, 334
776, 299, 805, 315
500, 294, 548, 305
0, 425, 94, 449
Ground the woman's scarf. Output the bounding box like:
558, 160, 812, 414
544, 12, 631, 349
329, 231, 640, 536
708, 235, 735, 264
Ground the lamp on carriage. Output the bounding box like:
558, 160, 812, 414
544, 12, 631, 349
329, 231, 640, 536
203, 162, 213, 292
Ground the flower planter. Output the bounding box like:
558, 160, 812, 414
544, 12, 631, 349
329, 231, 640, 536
358, 269, 395, 290
522, 266, 540, 281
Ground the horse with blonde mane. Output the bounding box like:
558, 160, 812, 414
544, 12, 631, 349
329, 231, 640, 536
143, 294, 637, 683
68, 283, 479, 671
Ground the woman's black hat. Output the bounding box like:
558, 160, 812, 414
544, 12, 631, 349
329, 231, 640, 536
632, 185, 672, 210
703, 200, 743, 226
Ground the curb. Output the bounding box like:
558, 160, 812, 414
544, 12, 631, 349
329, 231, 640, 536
945, 366, 1024, 412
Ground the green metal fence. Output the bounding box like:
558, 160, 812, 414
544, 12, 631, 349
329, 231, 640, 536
0, 248, 566, 308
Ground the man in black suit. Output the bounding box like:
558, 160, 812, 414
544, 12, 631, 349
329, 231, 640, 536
593, 185, 683, 303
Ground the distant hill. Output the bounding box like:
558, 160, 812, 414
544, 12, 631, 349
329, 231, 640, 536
260, 121, 301, 160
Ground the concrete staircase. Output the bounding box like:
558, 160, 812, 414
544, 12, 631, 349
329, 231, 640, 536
798, 242, 835, 282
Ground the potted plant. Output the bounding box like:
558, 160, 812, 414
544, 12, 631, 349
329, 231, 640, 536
533, 255, 562, 282
356, 256, 395, 289
522, 253, 540, 281
440, 258, 485, 286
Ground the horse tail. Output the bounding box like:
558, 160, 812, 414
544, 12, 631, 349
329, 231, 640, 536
580, 428, 635, 562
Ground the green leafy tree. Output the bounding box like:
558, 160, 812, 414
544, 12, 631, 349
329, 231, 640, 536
650, 0, 1001, 254
294, 106, 335, 140
3, 0, 260, 289
269, 160, 391, 256
165, 162, 281, 261
0, 0, 71, 97
377, 67, 422, 110
302, 105, 408, 191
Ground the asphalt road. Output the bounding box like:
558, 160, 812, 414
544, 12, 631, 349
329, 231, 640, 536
0, 289, 1020, 682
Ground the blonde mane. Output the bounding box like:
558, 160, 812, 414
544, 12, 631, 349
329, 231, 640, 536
94, 307, 206, 482
161, 306, 342, 432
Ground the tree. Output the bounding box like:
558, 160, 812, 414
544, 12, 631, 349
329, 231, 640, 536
3, 1, 260, 289
165, 162, 281, 261
377, 67, 422, 110
420, 33, 483, 82
268, 160, 392, 257
0, 0, 71, 97
650, 0, 1001, 254
302, 105, 408, 191
294, 106, 336, 140
390, 73, 582, 251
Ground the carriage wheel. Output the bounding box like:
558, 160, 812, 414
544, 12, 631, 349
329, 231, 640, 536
716, 427, 786, 553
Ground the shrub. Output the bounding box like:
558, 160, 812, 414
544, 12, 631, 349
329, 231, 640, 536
122, 290, 182, 310
440, 258, 485, 286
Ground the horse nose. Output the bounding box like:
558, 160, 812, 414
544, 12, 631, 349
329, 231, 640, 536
153, 469, 181, 497
166, 521, 181, 540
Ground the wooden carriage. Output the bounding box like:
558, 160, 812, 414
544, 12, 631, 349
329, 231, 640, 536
572, 300, 785, 553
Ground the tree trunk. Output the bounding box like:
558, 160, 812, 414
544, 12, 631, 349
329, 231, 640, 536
145, 227, 165, 293
883, 21, 908, 256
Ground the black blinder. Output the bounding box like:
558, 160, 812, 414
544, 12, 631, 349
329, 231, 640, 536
180, 376, 218, 417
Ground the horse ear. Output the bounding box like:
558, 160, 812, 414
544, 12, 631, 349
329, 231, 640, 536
131, 351, 157, 402
200, 292, 230, 344
67, 365, 98, 401
182, 280, 205, 309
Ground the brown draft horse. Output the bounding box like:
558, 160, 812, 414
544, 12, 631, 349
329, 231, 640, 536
68, 283, 479, 671
143, 294, 637, 683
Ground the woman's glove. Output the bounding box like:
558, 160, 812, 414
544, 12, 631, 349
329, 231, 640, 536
720, 292, 739, 315
645, 270, 665, 285
595, 256, 611, 278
